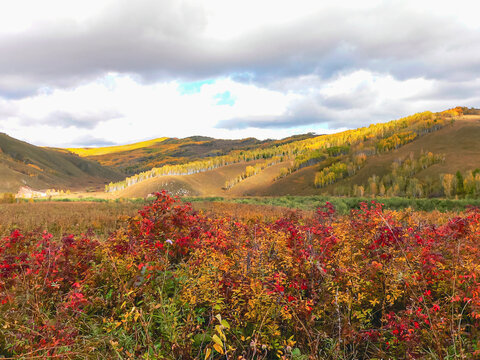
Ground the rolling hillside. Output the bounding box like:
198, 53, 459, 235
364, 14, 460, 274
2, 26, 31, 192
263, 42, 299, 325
0, 133, 123, 193
256, 112, 480, 197
102, 107, 480, 199
113, 161, 261, 198
4, 107, 480, 199
65, 134, 316, 175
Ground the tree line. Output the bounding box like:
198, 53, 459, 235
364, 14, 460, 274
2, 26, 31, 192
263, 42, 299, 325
106, 110, 454, 193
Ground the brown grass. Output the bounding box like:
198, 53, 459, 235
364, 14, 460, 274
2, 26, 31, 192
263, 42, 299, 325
0, 201, 140, 238
258, 165, 319, 196
0, 200, 314, 241
191, 201, 314, 222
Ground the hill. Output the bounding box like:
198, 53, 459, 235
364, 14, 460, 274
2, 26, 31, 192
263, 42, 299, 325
0, 133, 123, 193
5, 107, 480, 199
103, 107, 480, 199
65, 137, 169, 157
66, 134, 316, 175
252, 111, 480, 197
114, 161, 260, 198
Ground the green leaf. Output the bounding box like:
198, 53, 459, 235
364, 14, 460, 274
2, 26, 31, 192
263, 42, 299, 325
193, 333, 211, 346
105, 289, 113, 300
221, 319, 230, 329
292, 348, 301, 356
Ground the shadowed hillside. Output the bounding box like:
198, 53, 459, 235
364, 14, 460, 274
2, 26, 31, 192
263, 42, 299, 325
0, 133, 123, 193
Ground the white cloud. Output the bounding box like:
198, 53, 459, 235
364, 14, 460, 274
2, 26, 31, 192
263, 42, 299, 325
4, 74, 301, 146
0, 1, 479, 146
4, 69, 477, 147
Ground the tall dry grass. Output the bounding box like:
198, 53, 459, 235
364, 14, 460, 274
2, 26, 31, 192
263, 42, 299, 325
0, 201, 140, 238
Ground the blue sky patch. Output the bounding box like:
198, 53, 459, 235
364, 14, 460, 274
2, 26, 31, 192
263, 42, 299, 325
214, 91, 235, 106
177, 79, 215, 94
308, 123, 329, 130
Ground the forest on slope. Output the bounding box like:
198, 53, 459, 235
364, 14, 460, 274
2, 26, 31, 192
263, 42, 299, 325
67, 134, 316, 175
102, 107, 480, 199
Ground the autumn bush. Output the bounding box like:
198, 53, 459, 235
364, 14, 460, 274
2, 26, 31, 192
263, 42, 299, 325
1, 191, 480, 359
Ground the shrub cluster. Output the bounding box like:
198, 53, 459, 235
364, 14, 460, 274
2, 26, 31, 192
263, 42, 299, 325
1, 192, 480, 358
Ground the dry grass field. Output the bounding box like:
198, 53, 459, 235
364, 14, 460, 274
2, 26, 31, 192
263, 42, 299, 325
112, 160, 263, 198
190, 200, 314, 222
0, 199, 309, 239
0, 201, 140, 238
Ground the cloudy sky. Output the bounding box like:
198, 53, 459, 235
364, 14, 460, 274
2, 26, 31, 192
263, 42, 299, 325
0, 0, 479, 147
